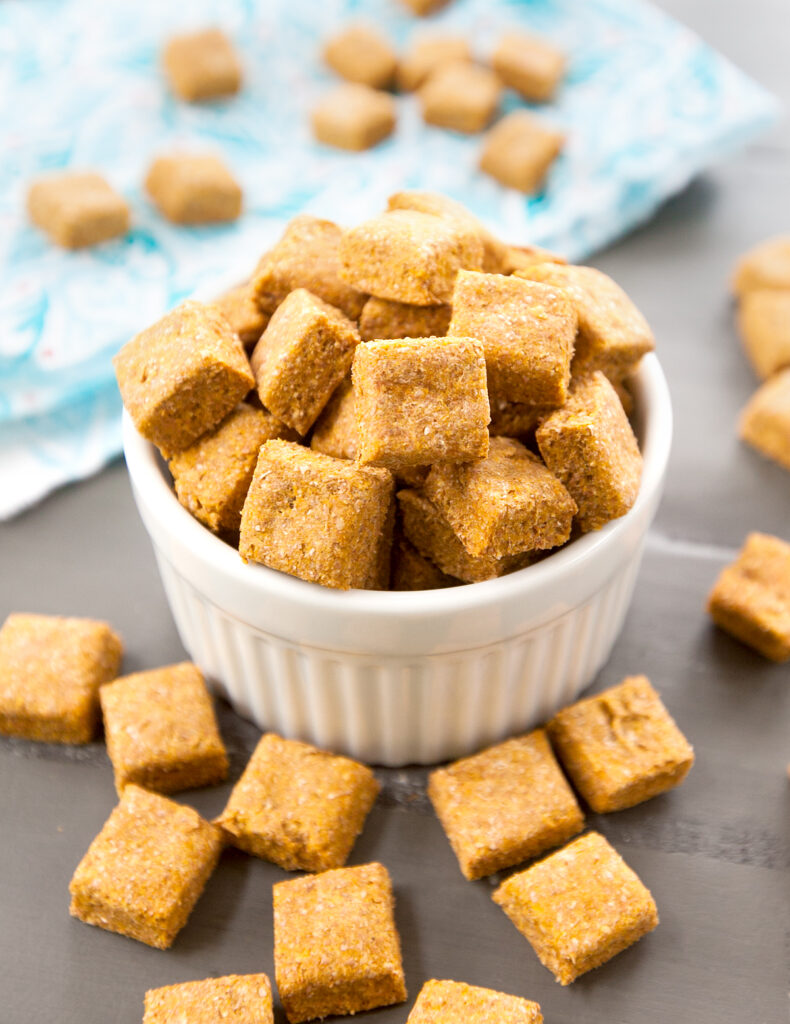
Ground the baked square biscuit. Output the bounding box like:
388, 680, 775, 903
312, 83, 396, 151
163, 28, 242, 102
145, 153, 242, 225
480, 112, 563, 194
323, 24, 397, 89
144, 975, 273, 1024
407, 980, 542, 1024
27, 172, 129, 248
738, 367, 790, 472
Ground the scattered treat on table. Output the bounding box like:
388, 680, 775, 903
114, 300, 254, 457
312, 83, 397, 151
479, 111, 564, 194
397, 35, 472, 92
419, 61, 502, 134
250, 288, 360, 435
399, 0, 453, 15
390, 535, 460, 590
339, 209, 484, 305
359, 296, 451, 341
731, 235, 790, 296
252, 215, 366, 319
323, 24, 398, 90
736, 289, 790, 380
310, 376, 358, 460
492, 31, 566, 103
738, 367, 790, 471
548, 675, 695, 813
27, 171, 130, 249
707, 532, 790, 662
493, 831, 658, 984
100, 662, 228, 795
214, 281, 270, 347
536, 371, 643, 533
143, 974, 273, 1024
273, 862, 407, 1023
406, 979, 543, 1024
488, 398, 553, 438
502, 243, 566, 275
163, 27, 242, 102
216, 732, 379, 871
448, 270, 576, 406
428, 729, 583, 880
69, 785, 224, 949
0, 613, 122, 744
239, 440, 394, 590
145, 153, 242, 225
352, 335, 490, 470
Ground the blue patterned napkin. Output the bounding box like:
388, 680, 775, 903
0, 0, 778, 517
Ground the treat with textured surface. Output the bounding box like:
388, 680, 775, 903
312, 83, 396, 151
406, 980, 542, 1024
492, 31, 565, 102
27, 172, 129, 248
391, 536, 459, 590
359, 296, 452, 341
215, 282, 270, 347
145, 153, 242, 225
480, 112, 564, 194
738, 367, 790, 471
143, 975, 273, 1024
163, 28, 242, 102
419, 61, 502, 134
310, 376, 359, 460
323, 24, 398, 89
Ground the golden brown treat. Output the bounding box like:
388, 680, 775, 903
448, 270, 576, 406
429, 729, 583, 880
27, 172, 129, 249
144, 974, 273, 1024
353, 336, 489, 470
239, 440, 393, 590
339, 209, 484, 305
739, 367, 790, 471
517, 263, 655, 382
323, 24, 397, 89
732, 235, 790, 296
737, 289, 790, 380
0, 613, 122, 744
424, 437, 576, 559
214, 282, 270, 347
419, 61, 502, 134
369, 496, 397, 590
145, 153, 242, 225
501, 244, 566, 275
399, 489, 532, 583
250, 288, 359, 435
400, 0, 452, 13
407, 980, 542, 1024
493, 831, 658, 985
613, 378, 634, 417
359, 296, 451, 341
114, 300, 254, 457
100, 662, 228, 796
312, 83, 396, 151
217, 733, 379, 870
396, 464, 430, 489
479, 112, 564, 194
310, 376, 358, 460
492, 31, 566, 103
397, 35, 471, 92
707, 532, 790, 662
391, 535, 459, 590
169, 403, 297, 533
273, 862, 407, 1023
69, 785, 224, 949
163, 28, 242, 102
547, 675, 694, 813
252, 215, 366, 320
488, 397, 553, 438
536, 372, 642, 533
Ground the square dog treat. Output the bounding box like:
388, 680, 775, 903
391, 536, 459, 590
448, 270, 576, 406
69, 785, 224, 949
493, 831, 658, 985
492, 31, 566, 102
424, 437, 577, 559
163, 28, 242, 102
488, 397, 553, 438
536, 371, 642, 533
737, 289, 790, 380
353, 335, 490, 470
707, 532, 790, 662
27, 172, 129, 248
547, 675, 694, 812
252, 215, 366, 320
407, 980, 543, 1024
312, 83, 396, 152
518, 263, 655, 381
240, 440, 393, 590
0, 613, 122, 743
739, 367, 790, 471
397, 35, 471, 91
480, 112, 564, 194
359, 296, 452, 341
169, 403, 297, 533
114, 300, 254, 457
144, 975, 273, 1024
311, 376, 359, 460
100, 662, 228, 795
340, 209, 483, 305
250, 288, 360, 435
215, 282, 270, 347
420, 61, 502, 134
429, 729, 583, 880
732, 235, 790, 296
273, 862, 407, 1023
217, 732, 379, 871
399, 489, 531, 583
323, 25, 397, 89
502, 244, 566, 276
145, 153, 242, 225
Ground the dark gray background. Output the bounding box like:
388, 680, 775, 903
1, 2, 789, 1022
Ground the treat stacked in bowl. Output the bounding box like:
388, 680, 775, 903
118, 191, 671, 765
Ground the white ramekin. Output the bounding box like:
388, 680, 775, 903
123, 331, 671, 766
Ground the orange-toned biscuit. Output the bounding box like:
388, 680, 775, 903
492, 31, 565, 102
480, 112, 563, 194
144, 975, 273, 1024
323, 24, 398, 89
391, 535, 459, 590
737, 289, 790, 380
359, 296, 451, 342
732, 235, 790, 296
738, 367, 790, 471
407, 980, 542, 1024
312, 84, 396, 151
163, 28, 242, 102
419, 61, 502, 134
214, 282, 270, 347
27, 172, 129, 248
145, 153, 242, 225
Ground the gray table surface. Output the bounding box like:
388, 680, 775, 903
2, 3, 789, 1022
